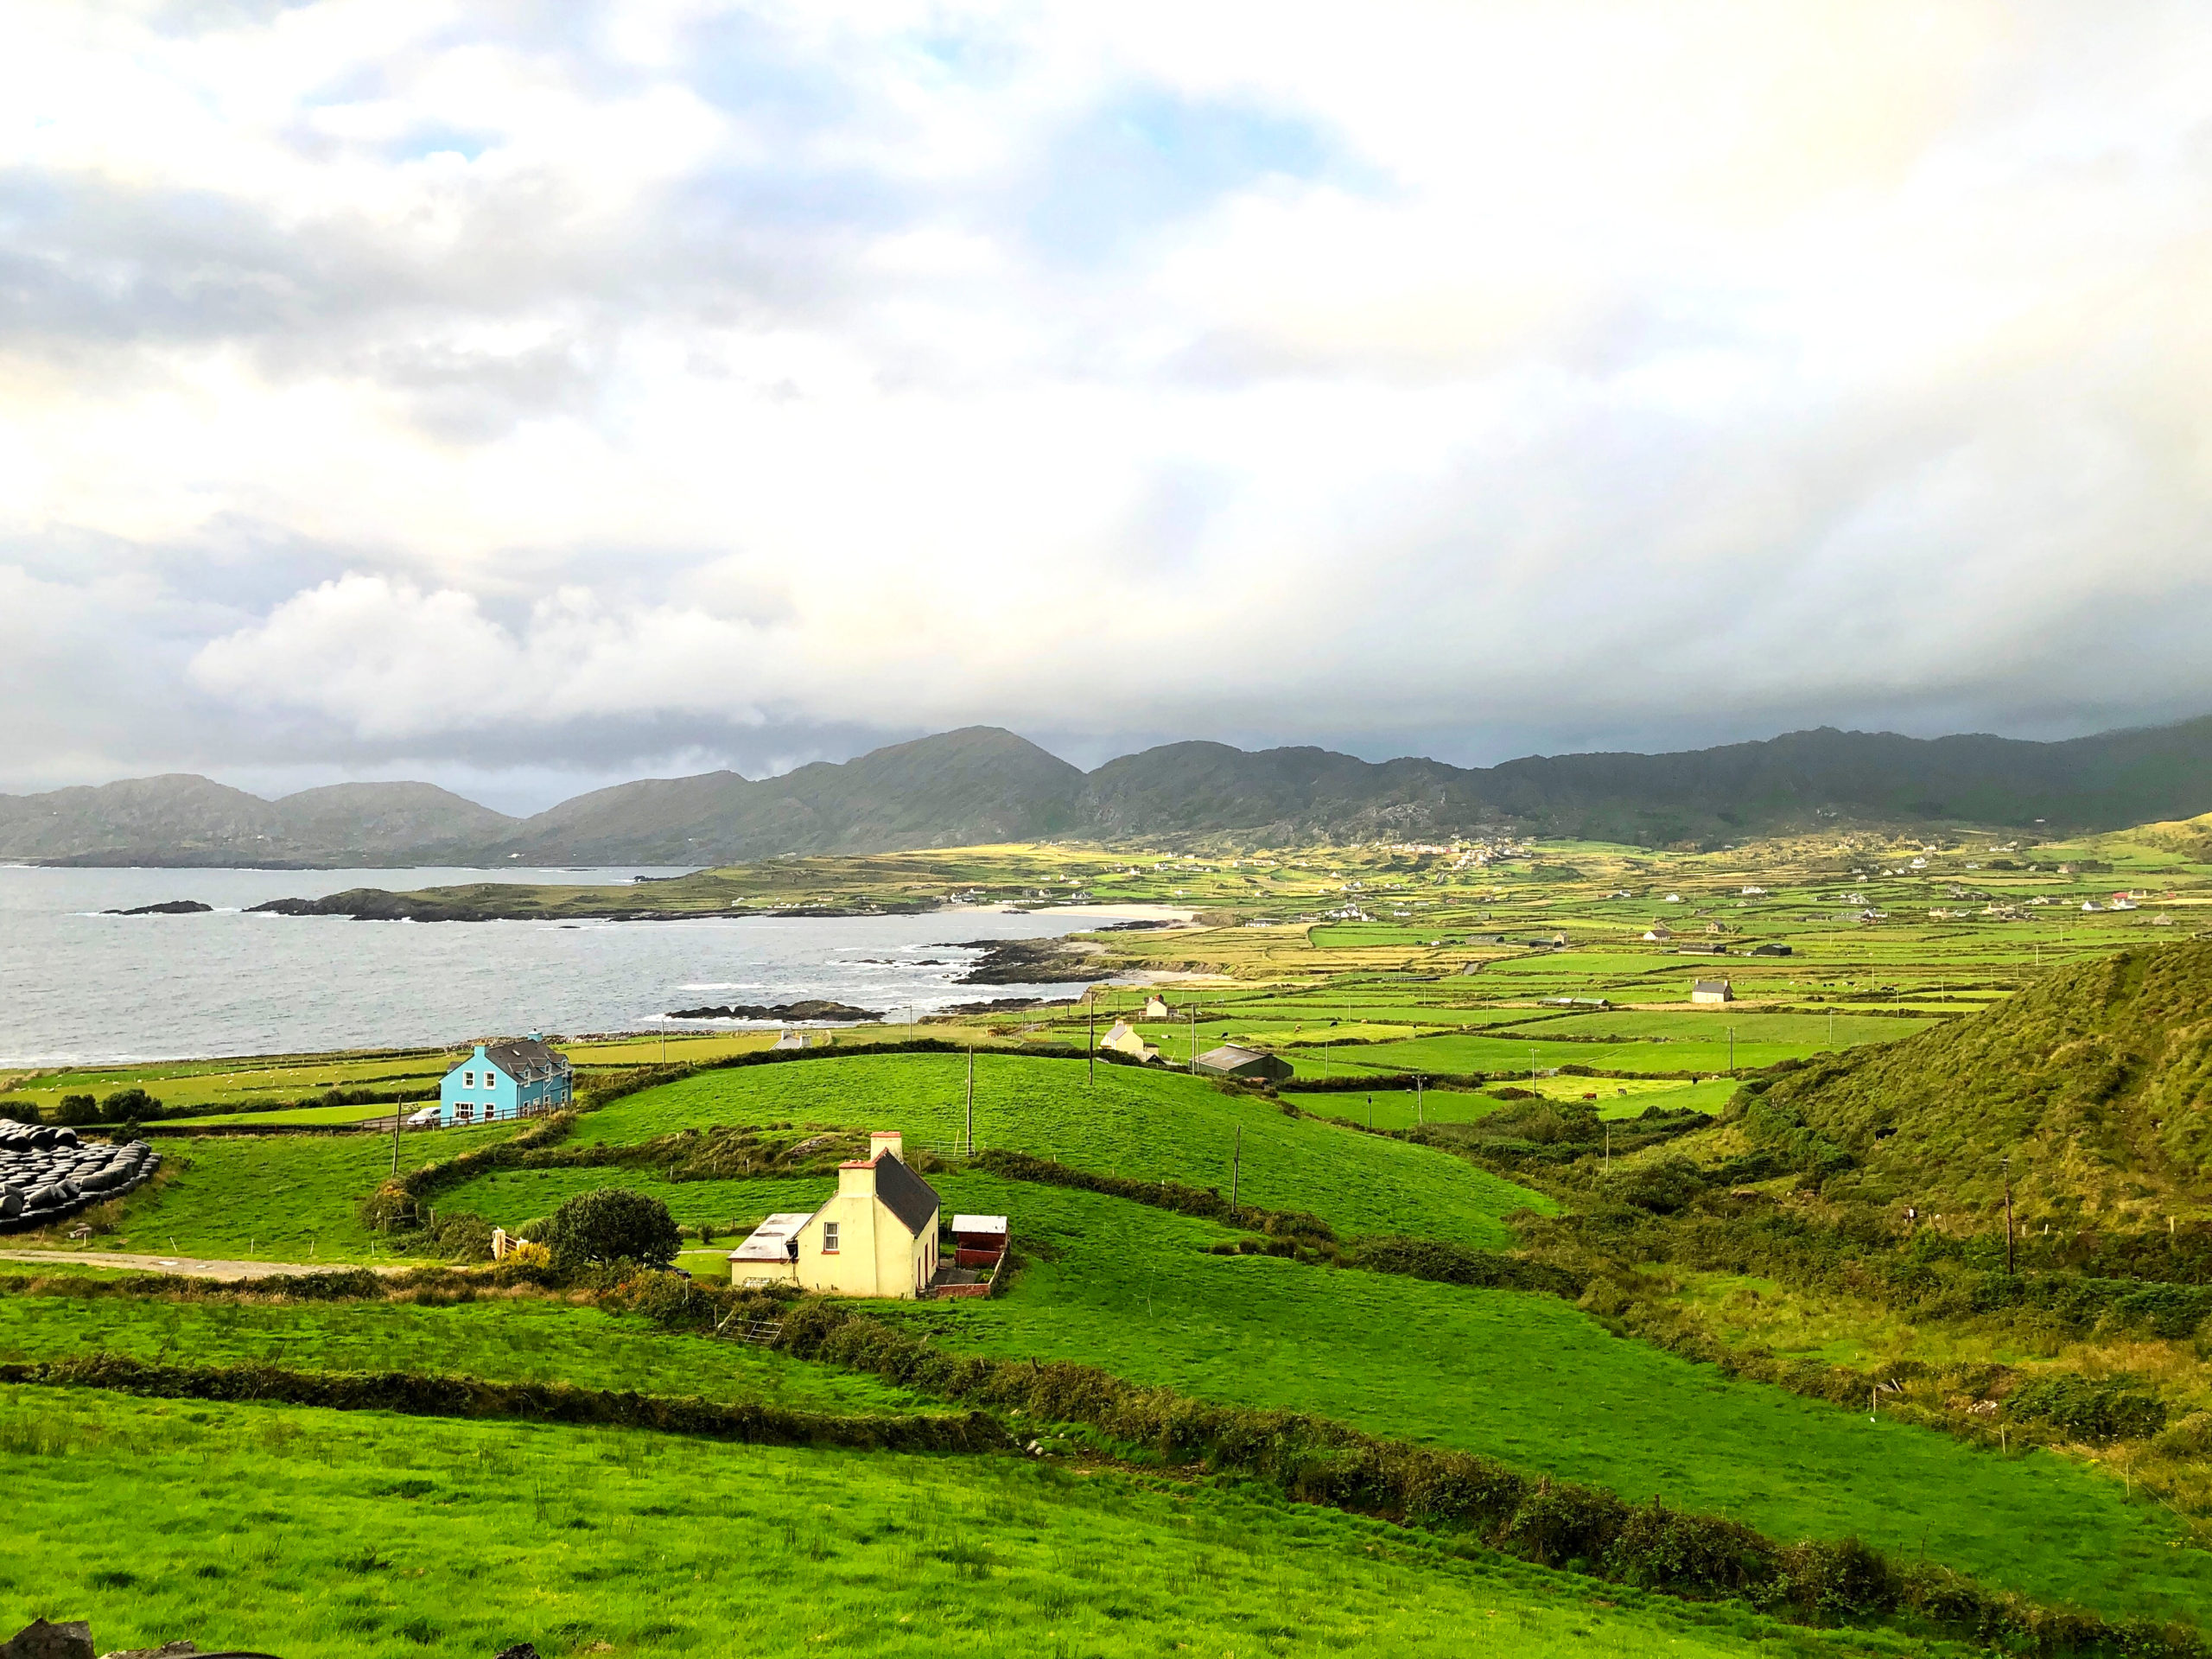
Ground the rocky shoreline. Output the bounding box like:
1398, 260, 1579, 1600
664, 999, 882, 1022
941, 936, 1102, 984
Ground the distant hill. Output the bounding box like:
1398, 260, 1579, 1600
0, 775, 515, 867
1741, 942, 2212, 1218
10, 714, 2212, 866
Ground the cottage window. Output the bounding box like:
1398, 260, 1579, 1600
463, 1071, 474, 1088
821, 1221, 840, 1254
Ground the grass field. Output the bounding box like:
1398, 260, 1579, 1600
16, 1128, 524, 1262
0, 1385, 1946, 1659
1286, 1076, 1741, 1130
0, 1289, 927, 1416
435, 1168, 2212, 1624
570, 1052, 1551, 1248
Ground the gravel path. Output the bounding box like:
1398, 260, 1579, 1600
0, 1248, 388, 1281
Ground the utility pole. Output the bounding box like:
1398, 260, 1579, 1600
1728, 1027, 1735, 1072
1367, 1094, 1373, 1129
2004, 1154, 2016, 1274
965, 1049, 976, 1156
1230, 1126, 1242, 1211
1605, 1120, 1611, 1169
1190, 1002, 1198, 1074
1088, 991, 1096, 1086
1415, 1073, 1424, 1127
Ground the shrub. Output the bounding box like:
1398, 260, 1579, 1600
2005, 1374, 2167, 1441
53, 1095, 99, 1127
99, 1086, 162, 1122
542, 1187, 682, 1270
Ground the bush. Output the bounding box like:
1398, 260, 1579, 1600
2005, 1373, 2167, 1441
53, 1095, 99, 1127
100, 1086, 162, 1122
542, 1187, 682, 1270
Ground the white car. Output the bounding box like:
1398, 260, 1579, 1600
404, 1106, 443, 1128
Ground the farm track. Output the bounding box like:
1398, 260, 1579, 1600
0, 1248, 386, 1280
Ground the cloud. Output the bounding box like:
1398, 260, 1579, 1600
189, 573, 790, 738
2, 0, 2210, 807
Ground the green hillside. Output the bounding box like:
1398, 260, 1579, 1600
1743, 941, 2212, 1218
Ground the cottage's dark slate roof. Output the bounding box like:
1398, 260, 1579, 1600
871, 1152, 940, 1237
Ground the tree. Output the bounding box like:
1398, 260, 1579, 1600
541, 1187, 681, 1270
53, 1095, 99, 1127
100, 1086, 161, 1122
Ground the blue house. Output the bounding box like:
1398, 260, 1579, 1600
438, 1033, 573, 1127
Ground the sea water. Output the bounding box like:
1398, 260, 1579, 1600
0, 866, 1168, 1065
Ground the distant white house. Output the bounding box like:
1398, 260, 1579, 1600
1643, 924, 1674, 942
1739, 886, 1768, 897
1690, 979, 1734, 1006
1141, 995, 1172, 1020
1098, 1020, 1159, 1062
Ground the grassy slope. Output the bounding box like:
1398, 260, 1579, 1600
0, 1387, 1909, 1659
0, 1291, 924, 1417
1751, 940, 2212, 1215
440, 1169, 2212, 1623
36, 1128, 524, 1262
572, 1052, 1551, 1247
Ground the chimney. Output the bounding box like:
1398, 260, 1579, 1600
870, 1130, 904, 1163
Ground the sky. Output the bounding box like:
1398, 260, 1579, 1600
6, 2, 2212, 813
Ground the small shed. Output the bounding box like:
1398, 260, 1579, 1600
1642, 925, 1673, 942
1194, 1044, 1294, 1083
950, 1213, 1007, 1268
1749, 942, 1792, 957
1141, 995, 1173, 1020
1690, 979, 1734, 1006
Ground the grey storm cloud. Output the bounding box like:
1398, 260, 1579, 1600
3, 2, 2212, 810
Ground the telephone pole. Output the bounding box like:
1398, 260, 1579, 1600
1088, 991, 1096, 1086
1190, 1002, 1198, 1073
1230, 1126, 1242, 1211
965, 1049, 976, 1156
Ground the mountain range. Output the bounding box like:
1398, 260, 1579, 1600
9, 715, 2212, 867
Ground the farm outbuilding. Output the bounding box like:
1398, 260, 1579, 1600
951, 1214, 1007, 1268
1141, 995, 1173, 1020
1749, 942, 1792, 957
1194, 1044, 1294, 1083
1690, 979, 1735, 1005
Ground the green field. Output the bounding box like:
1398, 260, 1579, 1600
0, 1288, 925, 1417
569, 1052, 1550, 1248
0, 1385, 1937, 1659
438, 1166, 2212, 1623
45, 1128, 524, 1262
